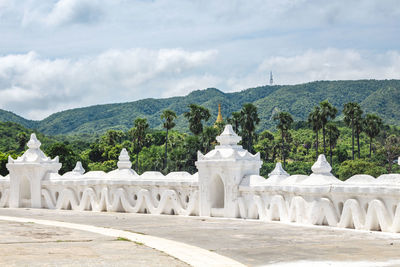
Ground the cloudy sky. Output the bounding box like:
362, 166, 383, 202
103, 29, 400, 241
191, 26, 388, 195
0, 0, 399, 120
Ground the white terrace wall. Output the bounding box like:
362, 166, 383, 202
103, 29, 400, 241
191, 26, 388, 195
0, 125, 400, 234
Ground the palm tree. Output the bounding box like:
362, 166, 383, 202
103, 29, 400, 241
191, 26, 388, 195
240, 103, 260, 152
202, 126, 219, 153
319, 100, 337, 155
255, 130, 274, 162
184, 104, 210, 136
363, 114, 383, 158
273, 111, 293, 168
384, 135, 400, 173
103, 130, 125, 146
16, 132, 28, 151
132, 118, 149, 172
227, 111, 241, 133
354, 116, 364, 158
326, 123, 340, 166
161, 109, 177, 171
308, 106, 322, 160
343, 102, 363, 160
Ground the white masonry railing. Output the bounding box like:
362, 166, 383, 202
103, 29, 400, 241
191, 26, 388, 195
0, 125, 399, 233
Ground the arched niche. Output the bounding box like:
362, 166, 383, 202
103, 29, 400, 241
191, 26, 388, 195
19, 175, 31, 207
210, 175, 225, 209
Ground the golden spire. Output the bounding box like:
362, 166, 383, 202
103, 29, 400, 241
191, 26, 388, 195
215, 103, 223, 124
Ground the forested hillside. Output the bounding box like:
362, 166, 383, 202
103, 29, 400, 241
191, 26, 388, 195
0, 80, 399, 135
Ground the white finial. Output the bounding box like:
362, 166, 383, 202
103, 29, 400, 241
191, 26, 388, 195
72, 161, 85, 175
311, 154, 332, 174
216, 124, 242, 146
117, 148, 132, 170
268, 162, 289, 177
9, 133, 60, 163
27, 133, 41, 149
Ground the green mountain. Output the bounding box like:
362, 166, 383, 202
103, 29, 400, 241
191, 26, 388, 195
0, 80, 399, 135
0, 110, 37, 129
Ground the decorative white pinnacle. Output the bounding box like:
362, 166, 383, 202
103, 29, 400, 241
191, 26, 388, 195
216, 124, 242, 146
8, 133, 59, 164
117, 148, 132, 170
27, 133, 41, 149
268, 162, 289, 177
311, 154, 332, 174
72, 161, 85, 175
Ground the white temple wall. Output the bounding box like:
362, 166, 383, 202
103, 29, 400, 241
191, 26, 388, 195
237, 181, 400, 232
40, 180, 199, 215
0, 177, 9, 208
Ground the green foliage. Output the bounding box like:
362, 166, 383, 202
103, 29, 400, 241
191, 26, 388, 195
1, 80, 400, 136
240, 103, 260, 152
227, 111, 241, 133
260, 162, 275, 177
45, 143, 84, 174
131, 118, 149, 172
202, 126, 218, 153
161, 109, 177, 170
1, 97, 400, 180
364, 114, 383, 157
184, 104, 210, 136
0, 151, 19, 176
343, 102, 363, 159
384, 135, 400, 172
285, 162, 313, 176
273, 111, 293, 167
337, 160, 387, 180
319, 100, 337, 154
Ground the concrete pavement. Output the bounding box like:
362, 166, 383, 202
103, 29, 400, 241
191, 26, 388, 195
1, 208, 400, 266
0, 219, 188, 267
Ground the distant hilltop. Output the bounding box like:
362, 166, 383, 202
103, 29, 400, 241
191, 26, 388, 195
0, 79, 399, 135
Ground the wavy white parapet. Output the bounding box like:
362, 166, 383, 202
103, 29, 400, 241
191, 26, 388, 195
106, 169, 139, 180
345, 174, 376, 184
83, 171, 107, 179
238, 193, 400, 233
376, 174, 400, 184
140, 171, 165, 180
165, 172, 195, 181
41, 186, 199, 216
280, 174, 308, 185
240, 175, 267, 187
0, 188, 9, 208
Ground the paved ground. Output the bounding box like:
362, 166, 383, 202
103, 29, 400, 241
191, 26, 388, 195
0, 219, 187, 267
1, 208, 400, 266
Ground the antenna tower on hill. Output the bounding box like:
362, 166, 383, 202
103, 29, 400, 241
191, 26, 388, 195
270, 71, 273, 85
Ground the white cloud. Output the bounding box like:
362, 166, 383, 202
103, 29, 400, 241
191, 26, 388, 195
0, 49, 217, 119
224, 49, 400, 90
46, 0, 103, 26
161, 74, 221, 98
2, 48, 399, 121
21, 0, 104, 27
0, 1, 399, 120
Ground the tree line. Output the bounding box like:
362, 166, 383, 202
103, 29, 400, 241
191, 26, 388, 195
1, 101, 399, 180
